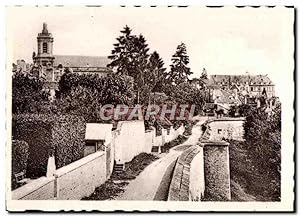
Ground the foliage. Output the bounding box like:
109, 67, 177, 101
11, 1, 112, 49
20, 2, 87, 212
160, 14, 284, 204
144, 51, 168, 94
12, 73, 50, 114
242, 103, 281, 200
11, 140, 29, 189
167, 43, 193, 85
12, 114, 86, 177
107, 26, 153, 103
163, 82, 205, 115
12, 115, 53, 178
55, 72, 135, 122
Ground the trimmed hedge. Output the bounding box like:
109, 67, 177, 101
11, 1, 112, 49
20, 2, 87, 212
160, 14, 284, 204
12, 114, 86, 178
11, 140, 29, 189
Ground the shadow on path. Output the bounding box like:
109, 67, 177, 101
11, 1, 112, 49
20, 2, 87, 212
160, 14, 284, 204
153, 159, 177, 201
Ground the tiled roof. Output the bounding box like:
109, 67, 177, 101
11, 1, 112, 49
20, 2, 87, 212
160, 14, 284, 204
214, 89, 242, 105
208, 74, 274, 86
54, 55, 110, 68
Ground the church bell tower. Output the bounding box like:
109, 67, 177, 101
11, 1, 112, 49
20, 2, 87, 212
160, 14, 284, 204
33, 23, 55, 68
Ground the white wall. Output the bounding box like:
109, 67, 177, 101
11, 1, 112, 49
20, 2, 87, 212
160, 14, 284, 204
12, 176, 55, 200
12, 151, 106, 200
189, 148, 205, 201
114, 121, 149, 164
12, 121, 187, 200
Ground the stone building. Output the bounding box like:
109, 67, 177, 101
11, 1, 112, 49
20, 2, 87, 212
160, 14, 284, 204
202, 73, 276, 116
31, 23, 111, 98
12, 60, 31, 74
207, 74, 275, 99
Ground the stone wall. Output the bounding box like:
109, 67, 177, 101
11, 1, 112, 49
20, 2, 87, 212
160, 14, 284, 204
55, 151, 106, 200
205, 117, 245, 141
12, 176, 55, 200
152, 125, 185, 153
202, 141, 231, 201
168, 145, 204, 201
168, 141, 231, 201
12, 151, 106, 200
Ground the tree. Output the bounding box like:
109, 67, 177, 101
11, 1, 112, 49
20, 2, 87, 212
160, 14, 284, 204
107, 26, 151, 103
139, 51, 168, 104
148, 51, 168, 93
168, 43, 193, 85
55, 85, 102, 122
55, 72, 135, 122
12, 73, 50, 114
107, 26, 135, 76
243, 104, 281, 200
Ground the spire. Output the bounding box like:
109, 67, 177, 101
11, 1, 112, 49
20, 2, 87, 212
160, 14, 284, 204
42, 22, 48, 34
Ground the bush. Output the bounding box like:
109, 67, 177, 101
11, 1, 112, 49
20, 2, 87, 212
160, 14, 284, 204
11, 140, 29, 189
55, 72, 135, 122
12, 114, 86, 178
12, 73, 50, 114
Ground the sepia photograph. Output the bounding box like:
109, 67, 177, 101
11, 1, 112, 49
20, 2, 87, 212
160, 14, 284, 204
5, 5, 295, 212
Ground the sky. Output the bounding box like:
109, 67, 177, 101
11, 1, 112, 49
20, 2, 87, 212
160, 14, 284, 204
6, 6, 294, 98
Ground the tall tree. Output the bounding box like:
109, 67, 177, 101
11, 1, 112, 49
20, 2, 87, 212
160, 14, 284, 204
107, 26, 150, 103
145, 51, 167, 93
107, 26, 135, 76
168, 43, 193, 85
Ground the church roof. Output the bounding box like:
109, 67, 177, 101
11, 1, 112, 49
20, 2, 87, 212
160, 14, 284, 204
208, 74, 274, 86
53, 55, 110, 68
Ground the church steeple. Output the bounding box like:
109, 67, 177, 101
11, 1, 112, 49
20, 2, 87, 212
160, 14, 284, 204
33, 22, 55, 67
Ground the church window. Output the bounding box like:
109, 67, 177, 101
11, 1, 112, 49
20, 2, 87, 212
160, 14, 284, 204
43, 42, 48, 53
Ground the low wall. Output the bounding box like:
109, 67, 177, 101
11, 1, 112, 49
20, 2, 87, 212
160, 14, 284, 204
55, 151, 106, 200
145, 128, 156, 152
168, 140, 231, 201
12, 176, 55, 200
204, 117, 244, 141
12, 151, 106, 200
189, 148, 205, 201
153, 125, 185, 153
168, 145, 204, 201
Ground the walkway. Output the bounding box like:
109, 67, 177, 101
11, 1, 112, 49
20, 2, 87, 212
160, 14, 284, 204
113, 117, 207, 200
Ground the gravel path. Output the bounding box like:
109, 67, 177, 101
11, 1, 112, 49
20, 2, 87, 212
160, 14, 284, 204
114, 118, 207, 201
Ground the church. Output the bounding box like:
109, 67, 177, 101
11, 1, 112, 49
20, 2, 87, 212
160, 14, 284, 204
32, 23, 112, 97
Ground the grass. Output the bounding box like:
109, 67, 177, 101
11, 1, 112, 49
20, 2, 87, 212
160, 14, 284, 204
162, 135, 188, 152
229, 140, 280, 201
82, 153, 158, 200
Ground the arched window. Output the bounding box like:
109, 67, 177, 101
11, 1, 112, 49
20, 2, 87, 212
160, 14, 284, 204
42, 42, 48, 53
